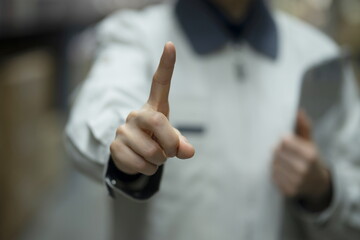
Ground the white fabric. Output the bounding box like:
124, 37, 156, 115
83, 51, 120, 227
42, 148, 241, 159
65, 3, 360, 240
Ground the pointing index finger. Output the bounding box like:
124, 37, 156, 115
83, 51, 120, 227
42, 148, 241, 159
147, 42, 176, 111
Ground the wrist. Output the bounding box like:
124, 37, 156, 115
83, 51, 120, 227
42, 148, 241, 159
300, 169, 333, 212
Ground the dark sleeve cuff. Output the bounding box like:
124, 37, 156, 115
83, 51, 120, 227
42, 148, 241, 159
105, 157, 163, 200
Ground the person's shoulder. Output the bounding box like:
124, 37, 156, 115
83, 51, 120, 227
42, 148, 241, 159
96, 3, 173, 43
274, 11, 339, 64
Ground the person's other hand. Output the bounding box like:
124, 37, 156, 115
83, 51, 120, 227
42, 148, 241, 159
272, 110, 332, 211
110, 42, 195, 176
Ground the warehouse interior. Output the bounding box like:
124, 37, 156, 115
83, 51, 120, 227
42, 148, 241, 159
0, 0, 360, 239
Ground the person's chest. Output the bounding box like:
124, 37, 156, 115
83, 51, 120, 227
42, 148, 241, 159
168, 41, 302, 171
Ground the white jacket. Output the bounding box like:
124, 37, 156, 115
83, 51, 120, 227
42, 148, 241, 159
65, 2, 360, 240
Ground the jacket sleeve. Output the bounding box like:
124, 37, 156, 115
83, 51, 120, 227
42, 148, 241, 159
292, 62, 360, 240
64, 10, 162, 199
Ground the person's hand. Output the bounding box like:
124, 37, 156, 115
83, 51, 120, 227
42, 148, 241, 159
272, 110, 332, 211
110, 42, 195, 176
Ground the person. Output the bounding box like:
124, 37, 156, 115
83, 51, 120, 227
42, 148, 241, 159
65, 0, 360, 239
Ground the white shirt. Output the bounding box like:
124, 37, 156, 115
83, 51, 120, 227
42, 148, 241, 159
65, 2, 360, 240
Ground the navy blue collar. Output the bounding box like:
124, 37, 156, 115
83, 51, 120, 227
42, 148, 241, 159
175, 0, 279, 59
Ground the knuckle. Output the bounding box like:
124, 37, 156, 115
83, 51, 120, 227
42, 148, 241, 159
116, 125, 127, 136
134, 159, 148, 172
305, 150, 317, 163
143, 144, 159, 159
144, 165, 159, 176
111, 155, 126, 170
149, 112, 166, 127
112, 156, 125, 168
110, 141, 117, 154
110, 144, 125, 162
111, 157, 123, 169
135, 160, 158, 176
281, 137, 290, 147
110, 140, 125, 155
126, 110, 140, 122
273, 145, 281, 155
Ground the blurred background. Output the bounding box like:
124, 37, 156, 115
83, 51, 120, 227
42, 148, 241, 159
0, 0, 359, 239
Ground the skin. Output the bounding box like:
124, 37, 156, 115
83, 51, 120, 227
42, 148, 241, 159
272, 111, 332, 211
111, 2, 332, 211
110, 42, 195, 176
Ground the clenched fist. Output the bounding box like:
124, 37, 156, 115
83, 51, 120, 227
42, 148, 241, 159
110, 42, 195, 176
272, 110, 332, 211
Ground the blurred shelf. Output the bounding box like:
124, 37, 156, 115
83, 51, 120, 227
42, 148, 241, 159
0, 0, 164, 40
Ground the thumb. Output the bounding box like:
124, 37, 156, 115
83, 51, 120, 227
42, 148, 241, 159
173, 128, 195, 159
147, 42, 176, 115
295, 109, 312, 141
177, 135, 196, 159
